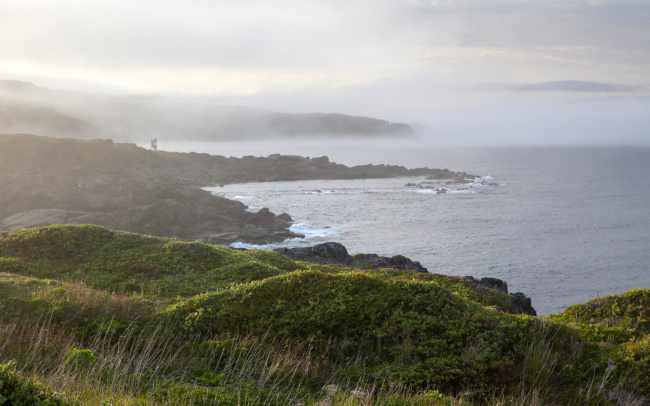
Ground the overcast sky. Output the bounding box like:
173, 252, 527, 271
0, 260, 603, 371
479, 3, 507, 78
1, 0, 649, 144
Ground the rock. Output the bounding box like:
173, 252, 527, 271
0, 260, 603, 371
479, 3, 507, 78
274, 242, 429, 273
274, 242, 352, 265
311, 156, 329, 165
358, 254, 429, 273
464, 276, 509, 294
463, 276, 536, 315
509, 292, 536, 316
277, 213, 293, 222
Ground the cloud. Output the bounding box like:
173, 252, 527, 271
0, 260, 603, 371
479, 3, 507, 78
475, 81, 646, 92
2, 0, 648, 89
0, 0, 649, 145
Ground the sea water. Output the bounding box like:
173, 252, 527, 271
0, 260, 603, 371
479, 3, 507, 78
154, 141, 650, 315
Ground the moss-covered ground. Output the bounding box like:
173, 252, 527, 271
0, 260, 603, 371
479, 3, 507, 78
0, 224, 648, 405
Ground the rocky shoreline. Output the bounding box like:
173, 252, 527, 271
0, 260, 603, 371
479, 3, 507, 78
3, 134, 531, 311
0, 134, 475, 245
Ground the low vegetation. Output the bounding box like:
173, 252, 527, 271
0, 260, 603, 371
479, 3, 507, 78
1, 224, 648, 405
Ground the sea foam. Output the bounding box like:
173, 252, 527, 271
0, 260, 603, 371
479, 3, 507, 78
228, 222, 340, 250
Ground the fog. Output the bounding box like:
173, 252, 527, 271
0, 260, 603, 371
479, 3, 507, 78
0, 0, 649, 146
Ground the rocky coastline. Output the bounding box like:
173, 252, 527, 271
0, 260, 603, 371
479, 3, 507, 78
0, 134, 475, 244
3, 134, 534, 312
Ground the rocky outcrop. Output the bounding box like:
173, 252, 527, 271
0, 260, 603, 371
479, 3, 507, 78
350, 253, 429, 273
171, 152, 475, 186
463, 276, 537, 316
274, 242, 353, 265
274, 242, 428, 273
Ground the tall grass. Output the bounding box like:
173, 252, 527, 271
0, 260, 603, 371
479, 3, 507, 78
1, 282, 643, 405
2, 313, 635, 405
1, 314, 308, 405
0, 310, 474, 405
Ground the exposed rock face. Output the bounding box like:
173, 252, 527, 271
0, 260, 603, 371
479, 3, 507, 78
463, 276, 537, 316
274, 242, 353, 265
274, 242, 428, 273
352, 253, 429, 273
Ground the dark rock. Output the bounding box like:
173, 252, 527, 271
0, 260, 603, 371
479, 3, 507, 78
277, 213, 293, 222
463, 276, 536, 315
274, 242, 428, 273
471, 277, 509, 294
311, 156, 329, 165
509, 292, 536, 316
383, 255, 428, 272
274, 242, 352, 265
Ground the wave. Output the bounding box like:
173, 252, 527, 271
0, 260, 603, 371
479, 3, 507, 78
229, 241, 275, 250
300, 189, 365, 195
408, 175, 497, 195
414, 189, 477, 195
288, 222, 341, 240
228, 222, 341, 250
466, 175, 497, 186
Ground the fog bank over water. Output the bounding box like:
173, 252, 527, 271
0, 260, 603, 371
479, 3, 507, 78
1, 79, 648, 147
421, 96, 650, 146
1, 0, 649, 146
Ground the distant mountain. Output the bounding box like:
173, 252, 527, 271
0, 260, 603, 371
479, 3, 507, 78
0, 80, 416, 141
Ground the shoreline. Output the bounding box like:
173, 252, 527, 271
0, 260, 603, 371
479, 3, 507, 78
0, 133, 474, 245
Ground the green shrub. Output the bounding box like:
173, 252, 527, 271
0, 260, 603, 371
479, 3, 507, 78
64, 348, 97, 366
0, 362, 75, 405
165, 270, 578, 395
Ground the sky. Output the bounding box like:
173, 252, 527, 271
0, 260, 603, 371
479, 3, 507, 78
1, 0, 649, 144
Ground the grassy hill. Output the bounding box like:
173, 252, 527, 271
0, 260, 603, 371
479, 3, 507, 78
0, 224, 648, 405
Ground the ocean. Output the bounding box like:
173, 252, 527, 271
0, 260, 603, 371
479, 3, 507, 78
153, 141, 650, 315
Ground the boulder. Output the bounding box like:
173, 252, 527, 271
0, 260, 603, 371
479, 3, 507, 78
274, 242, 352, 265
274, 242, 429, 273
351, 253, 429, 273
463, 276, 536, 316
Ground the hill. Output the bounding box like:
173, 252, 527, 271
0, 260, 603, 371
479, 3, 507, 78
0, 224, 648, 405
0, 80, 416, 141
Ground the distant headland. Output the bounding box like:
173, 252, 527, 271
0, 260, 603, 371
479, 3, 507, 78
0, 134, 473, 244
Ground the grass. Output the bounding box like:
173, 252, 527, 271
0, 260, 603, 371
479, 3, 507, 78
1, 224, 649, 405
0, 224, 304, 298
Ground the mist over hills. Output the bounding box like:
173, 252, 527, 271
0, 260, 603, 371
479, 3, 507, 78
0, 80, 416, 142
